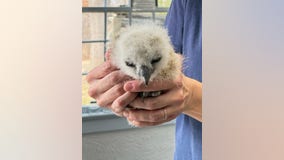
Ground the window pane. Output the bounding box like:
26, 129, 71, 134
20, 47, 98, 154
107, 0, 130, 7
155, 12, 168, 25
107, 12, 129, 41
83, 0, 104, 7
132, 0, 156, 9
83, 0, 130, 7
158, 0, 172, 8
83, 13, 104, 41
82, 43, 104, 73
82, 43, 104, 105
132, 12, 153, 24
82, 75, 95, 105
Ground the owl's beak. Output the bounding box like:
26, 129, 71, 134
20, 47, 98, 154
139, 65, 153, 85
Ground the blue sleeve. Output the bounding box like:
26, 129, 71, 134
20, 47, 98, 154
166, 0, 202, 82
165, 0, 185, 54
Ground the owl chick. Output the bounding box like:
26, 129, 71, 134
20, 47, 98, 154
110, 23, 182, 126
110, 23, 182, 93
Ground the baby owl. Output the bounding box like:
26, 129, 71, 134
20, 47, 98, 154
110, 22, 182, 96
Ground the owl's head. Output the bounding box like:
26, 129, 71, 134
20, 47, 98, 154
111, 23, 174, 85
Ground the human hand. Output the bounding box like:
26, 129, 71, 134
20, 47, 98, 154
86, 52, 138, 116
122, 74, 202, 127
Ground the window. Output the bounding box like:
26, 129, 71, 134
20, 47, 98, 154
82, 0, 172, 119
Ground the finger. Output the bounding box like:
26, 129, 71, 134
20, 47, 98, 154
111, 92, 138, 113
103, 104, 124, 117
105, 49, 111, 61
130, 88, 183, 110
86, 61, 118, 83
95, 83, 125, 107
124, 78, 182, 92
125, 105, 182, 123
88, 70, 131, 97
128, 114, 177, 127
113, 111, 124, 117
102, 104, 112, 110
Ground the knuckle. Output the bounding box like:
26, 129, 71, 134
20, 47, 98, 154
145, 100, 157, 109
109, 75, 117, 84
109, 72, 121, 84
96, 99, 103, 106
116, 99, 125, 108
175, 79, 183, 88
88, 87, 97, 98
177, 90, 185, 103
86, 71, 97, 84
114, 84, 124, 95
86, 75, 92, 84
149, 111, 160, 121
95, 97, 107, 107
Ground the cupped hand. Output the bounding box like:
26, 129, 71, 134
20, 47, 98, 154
86, 52, 138, 116
122, 74, 193, 127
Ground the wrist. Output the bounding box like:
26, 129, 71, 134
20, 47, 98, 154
182, 76, 202, 122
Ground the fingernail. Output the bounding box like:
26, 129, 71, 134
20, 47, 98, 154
123, 111, 129, 117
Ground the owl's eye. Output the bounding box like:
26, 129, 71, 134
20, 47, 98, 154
151, 57, 162, 64
125, 61, 136, 68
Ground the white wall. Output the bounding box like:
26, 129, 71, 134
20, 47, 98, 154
83, 124, 175, 160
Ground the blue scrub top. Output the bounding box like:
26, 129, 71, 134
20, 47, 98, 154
165, 0, 202, 159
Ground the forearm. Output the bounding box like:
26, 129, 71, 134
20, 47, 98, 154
182, 76, 202, 122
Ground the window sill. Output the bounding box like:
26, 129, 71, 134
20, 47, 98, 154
82, 105, 175, 134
